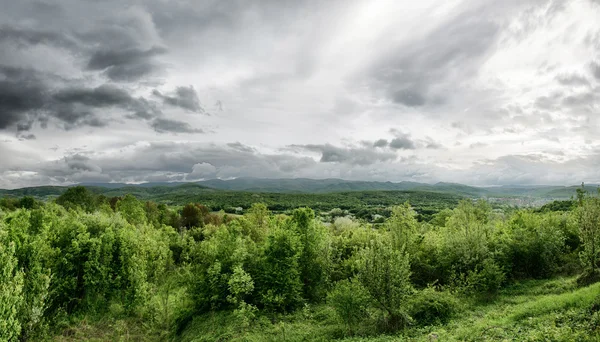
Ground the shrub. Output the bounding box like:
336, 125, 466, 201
0, 239, 24, 342
55, 186, 98, 212
465, 258, 506, 297
116, 194, 147, 225
507, 211, 566, 279
576, 189, 600, 278
291, 208, 329, 302
357, 237, 412, 331
327, 278, 371, 335
258, 225, 303, 312
189, 222, 257, 313
408, 287, 458, 326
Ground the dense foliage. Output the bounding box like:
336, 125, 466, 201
0, 185, 599, 341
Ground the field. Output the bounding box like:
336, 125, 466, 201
1, 184, 599, 341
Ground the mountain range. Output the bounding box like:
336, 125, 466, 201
0, 177, 592, 200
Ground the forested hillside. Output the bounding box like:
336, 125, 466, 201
1, 185, 600, 341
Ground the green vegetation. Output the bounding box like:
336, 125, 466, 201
1, 185, 599, 341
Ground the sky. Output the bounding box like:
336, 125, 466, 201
1, 0, 600, 189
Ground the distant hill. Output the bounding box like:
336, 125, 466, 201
0, 177, 593, 200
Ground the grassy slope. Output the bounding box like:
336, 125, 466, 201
52, 277, 600, 342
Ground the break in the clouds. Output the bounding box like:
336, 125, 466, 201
1, 0, 600, 189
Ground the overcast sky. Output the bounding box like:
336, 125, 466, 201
1, 0, 599, 189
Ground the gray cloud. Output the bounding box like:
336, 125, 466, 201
87, 46, 167, 82
153, 86, 204, 113
0, 25, 78, 49
227, 142, 255, 153
18, 134, 36, 141
365, 1, 504, 107
290, 143, 396, 165
591, 61, 600, 80
151, 118, 203, 134
555, 73, 590, 87
0, 66, 47, 130
389, 137, 416, 150
423, 138, 443, 149
51, 84, 159, 128
373, 139, 388, 148
388, 129, 416, 150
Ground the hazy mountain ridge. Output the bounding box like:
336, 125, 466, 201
0, 177, 590, 200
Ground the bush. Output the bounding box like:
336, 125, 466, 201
357, 236, 412, 331
507, 211, 566, 279
327, 279, 371, 335
408, 287, 458, 326
0, 239, 24, 342
257, 224, 303, 313
189, 222, 257, 313
465, 259, 506, 297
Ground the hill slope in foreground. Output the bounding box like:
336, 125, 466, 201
52, 277, 600, 341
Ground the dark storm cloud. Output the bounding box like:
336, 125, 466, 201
87, 46, 167, 82
151, 118, 203, 134
53, 85, 134, 107
0, 66, 47, 130
0, 67, 181, 133
153, 86, 204, 113
51, 84, 161, 128
367, 1, 503, 107
290, 144, 396, 165
0, 26, 78, 49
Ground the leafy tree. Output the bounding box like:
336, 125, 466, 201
56, 186, 97, 212
327, 279, 371, 335
430, 208, 453, 227
357, 237, 412, 331
18, 196, 38, 210
245, 203, 271, 242
507, 211, 565, 278
385, 203, 419, 252
258, 225, 303, 312
190, 222, 255, 312
0, 238, 24, 342
181, 203, 209, 229
576, 186, 600, 282
291, 208, 329, 302
116, 194, 147, 225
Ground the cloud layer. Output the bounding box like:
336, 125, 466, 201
1, 0, 600, 188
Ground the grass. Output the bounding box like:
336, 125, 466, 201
51, 277, 600, 342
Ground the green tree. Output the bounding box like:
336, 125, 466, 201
116, 194, 147, 225
357, 237, 412, 331
327, 279, 371, 335
0, 238, 24, 341
385, 202, 419, 252
258, 226, 303, 312
56, 186, 97, 212
245, 203, 270, 242
291, 208, 329, 302
181, 203, 209, 229
576, 186, 600, 281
